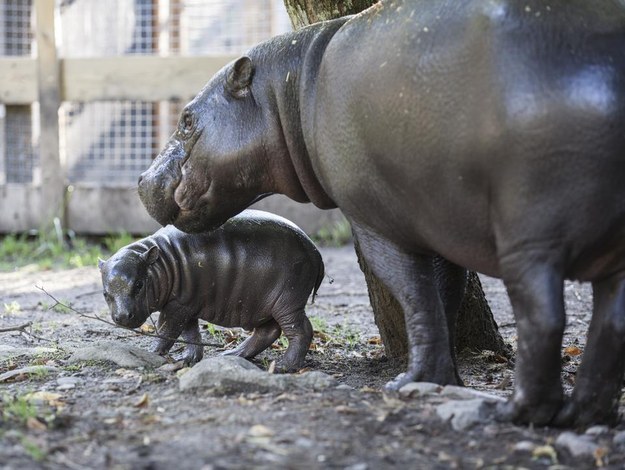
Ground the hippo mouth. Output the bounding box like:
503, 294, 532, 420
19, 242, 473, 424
172, 192, 272, 233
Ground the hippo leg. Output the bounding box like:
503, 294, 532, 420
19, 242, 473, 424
176, 318, 204, 365
222, 319, 282, 359
273, 314, 313, 373
496, 258, 565, 425
433, 256, 468, 385
352, 224, 459, 389
152, 311, 185, 356
554, 273, 625, 427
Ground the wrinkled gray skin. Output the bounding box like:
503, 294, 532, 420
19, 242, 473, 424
99, 210, 323, 371
138, 0, 625, 427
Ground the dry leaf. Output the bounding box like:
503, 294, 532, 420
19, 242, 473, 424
368, 336, 382, 345
532, 445, 557, 463
24, 391, 64, 407
133, 393, 149, 408
564, 346, 583, 356
248, 424, 274, 438
140, 324, 155, 333
26, 416, 48, 431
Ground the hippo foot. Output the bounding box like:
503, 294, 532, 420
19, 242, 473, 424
384, 367, 461, 392
552, 398, 619, 428
495, 397, 562, 426
170, 345, 203, 366
272, 358, 301, 374
151, 344, 173, 357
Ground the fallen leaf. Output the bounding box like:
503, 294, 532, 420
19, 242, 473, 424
26, 416, 48, 431
564, 346, 583, 356
133, 393, 149, 408
367, 336, 382, 345
532, 445, 557, 463
140, 324, 155, 333
248, 424, 274, 438
594, 447, 608, 467
267, 361, 276, 374
24, 391, 64, 407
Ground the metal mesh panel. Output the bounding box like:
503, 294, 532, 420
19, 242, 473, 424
59, 0, 291, 186
0, 0, 38, 185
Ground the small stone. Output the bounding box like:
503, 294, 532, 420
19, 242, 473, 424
513, 441, 537, 453
585, 425, 609, 436
555, 431, 600, 458
398, 382, 441, 397
613, 431, 625, 448
436, 399, 495, 431
335, 384, 353, 390
69, 341, 166, 368
440, 385, 505, 402
56, 376, 81, 390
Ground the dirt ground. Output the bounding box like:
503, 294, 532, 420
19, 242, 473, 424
1, 244, 624, 469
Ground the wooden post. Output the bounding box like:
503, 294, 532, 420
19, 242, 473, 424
34, 0, 64, 228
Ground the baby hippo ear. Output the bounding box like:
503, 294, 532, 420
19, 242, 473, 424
98, 258, 106, 270
225, 56, 254, 98
143, 246, 160, 265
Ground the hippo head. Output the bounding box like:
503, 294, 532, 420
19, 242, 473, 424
99, 246, 160, 329
138, 56, 275, 233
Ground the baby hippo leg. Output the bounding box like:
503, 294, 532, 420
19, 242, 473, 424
222, 318, 282, 359
274, 311, 313, 373
152, 312, 183, 356
176, 318, 204, 365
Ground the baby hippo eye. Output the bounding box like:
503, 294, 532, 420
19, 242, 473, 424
135, 280, 144, 291
103, 291, 111, 301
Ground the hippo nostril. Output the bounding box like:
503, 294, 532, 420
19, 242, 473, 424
138, 174, 144, 185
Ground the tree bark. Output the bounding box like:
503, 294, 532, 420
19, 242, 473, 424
283, 0, 508, 359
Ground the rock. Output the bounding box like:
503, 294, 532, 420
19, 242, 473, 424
56, 376, 82, 390
555, 431, 600, 458
440, 385, 505, 402
69, 341, 166, 368
398, 382, 441, 397
179, 356, 336, 394
0, 365, 59, 382
436, 399, 496, 431
513, 441, 537, 453
0, 345, 59, 361
613, 431, 625, 448
585, 425, 609, 436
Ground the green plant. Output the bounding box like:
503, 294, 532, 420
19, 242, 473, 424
103, 231, 137, 254
2, 394, 38, 425
312, 218, 352, 246
3, 301, 21, 315
21, 437, 47, 462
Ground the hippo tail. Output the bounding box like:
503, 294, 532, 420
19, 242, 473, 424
311, 256, 329, 304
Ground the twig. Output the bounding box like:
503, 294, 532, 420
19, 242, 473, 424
36, 285, 222, 349
0, 321, 33, 333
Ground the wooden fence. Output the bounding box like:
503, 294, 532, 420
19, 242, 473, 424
0, 0, 238, 233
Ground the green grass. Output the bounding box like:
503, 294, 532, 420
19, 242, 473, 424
0, 228, 140, 272
312, 218, 352, 247
1, 394, 38, 426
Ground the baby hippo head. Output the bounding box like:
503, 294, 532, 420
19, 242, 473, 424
98, 246, 160, 329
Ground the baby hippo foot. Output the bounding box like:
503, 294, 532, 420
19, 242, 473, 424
151, 339, 175, 357
174, 345, 204, 366
496, 395, 562, 426
272, 356, 304, 374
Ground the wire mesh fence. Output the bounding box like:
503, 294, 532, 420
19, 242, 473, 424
1, 0, 291, 186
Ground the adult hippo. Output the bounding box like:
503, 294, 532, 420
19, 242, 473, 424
138, 0, 625, 427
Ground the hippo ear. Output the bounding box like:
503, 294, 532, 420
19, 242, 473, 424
143, 246, 160, 265
226, 56, 254, 98
98, 258, 105, 271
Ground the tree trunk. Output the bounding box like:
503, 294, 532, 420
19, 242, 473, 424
283, 0, 508, 359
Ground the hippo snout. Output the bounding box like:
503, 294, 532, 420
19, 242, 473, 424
112, 309, 144, 329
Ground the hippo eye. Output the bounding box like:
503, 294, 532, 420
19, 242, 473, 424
136, 280, 144, 291
179, 111, 195, 136
103, 291, 111, 302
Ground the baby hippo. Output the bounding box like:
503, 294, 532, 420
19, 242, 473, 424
99, 209, 324, 372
